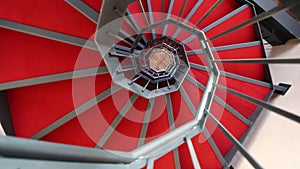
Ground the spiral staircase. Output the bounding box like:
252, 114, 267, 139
0, 0, 300, 169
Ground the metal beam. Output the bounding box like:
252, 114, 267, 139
131, 18, 206, 53
195, 35, 220, 124
31, 85, 122, 139
182, 35, 197, 45
212, 58, 300, 64
146, 158, 155, 169
165, 94, 175, 130
117, 67, 135, 74
186, 138, 201, 169
182, 4, 249, 44
186, 49, 203, 55
65, 0, 99, 23
107, 31, 133, 46
173, 148, 181, 169
137, 0, 150, 26
206, 110, 263, 169
161, 0, 165, 20
147, 0, 156, 39
186, 74, 252, 126
186, 74, 205, 91
179, 86, 197, 117
131, 121, 206, 162
0, 157, 132, 169
165, 94, 182, 169
184, 0, 203, 24
203, 128, 228, 167
212, 41, 261, 52
0, 136, 135, 163
190, 63, 209, 71
115, 44, 131, 52
133, 21, 210, 66
177, 0, 188, 22
194, 0, 224, 27
189, 62, 272, 88
138, 98, 154, 147
216, 84, 300, 123
186, 41, 261, 55
0, 19, 97, 50
0, 66, 108, 91
195, 73, 217, 122
110, 51, 131, 58
126, 9, 148, 43
209, 0, 300, 41
131, 120, 195, 158
213, 95, 251, 126
119, 29, 145, 48
95, 94, 139, 148
221, 71, 271, 88
114, 9, 140, 36
162, 0, 175, 36
172, 0, 203, 39
114, 49, 130, 56
203, 4, 249, 32
224, 88, 275, 163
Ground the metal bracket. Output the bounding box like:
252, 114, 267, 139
274, 83, 292, 95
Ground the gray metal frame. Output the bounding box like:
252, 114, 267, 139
1, 0, 299, 168
95, 18, 195, 99
93, 8, 223, 167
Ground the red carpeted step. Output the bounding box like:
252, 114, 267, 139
187, 53, 207, 68
187, 0, 217, 26
127, 2, 152, 40
196, 0, 239, 30
215, 44, 265, 81
210, 126, 234, 156
40, 88, 131, 147
193, 133, 223, 168
82, 0, 102, 13
187, 44, 265, 82
207, 100, 248, 156
177, 30, 203, 54
40, 116, 96, 147
170, 90, 195, 127
144, 95, 170, 143
178, 142, 194, 169
154, 151, 176, 169
102, 96, 148, 151
0, 28, 103, 83
184, 69, 208, 108
140, 151, 176, 169
0, 0, 96, 39
206, 6, 256, 46
7, 73, 112, 138
146, 0, 165, 37
163, 0, 186, 37
218, 75, 271, 119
